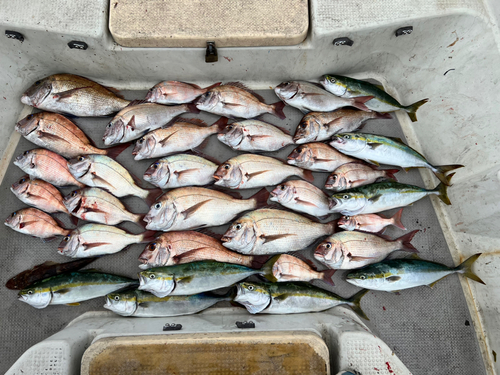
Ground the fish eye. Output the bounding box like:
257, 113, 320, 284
344, 135, 350, 139
107, 123, 112, 128
325, 242, 332, 249
329, 77, 336, 83
296, 148, 303, 153
28, 290, 33, 294
235, 223, 242, 230
360, 275, 366, 280
299, 123, 307, 129
23, 150, 30, 155
149, 274, 156, 279
114, 296, 120, 301
279, 185, 286, 190
154, 203, 162, 209
63, 236, 70, 241
35, 80, 41, 85
223, 164, 231, 170
138, 138, 144, 144
78, 156, 85, 162
227, 125, 233, 130
71, 190, 78, 197
345, 216, 350, 220
28, 114, 33, 119
11, 212, 17, 217
332, 174, 337, 181
148, 243, 157, 251
152, 162, 159, 169
343, 195, 349, 199
19, 178, 26, 184
247, 285, 254, 291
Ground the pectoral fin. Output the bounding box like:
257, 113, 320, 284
83, 206, 108, 214
174, 168, 201, 180
249, 135, 272, 141
56, 288, 71, 294
273, 293, 290, 301
294, 198, 319, 208
53, 87, 92, 100
369, 194, 382, 203
246, 170, 269, 180
91, 173, 115, 190
66, 302, 80, 306
176, 275, 194, 284
262, 233, 295, 244
349, 255, 377, 261
386, 276, 401, 282
182, 200, 212, 220
368, 160, 380, 166
367, 142, 383, 149
37, 131, 70, 144
84, 242, 111, 250
160, 130, 180, 146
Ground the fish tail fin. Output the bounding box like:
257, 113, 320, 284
321, 269, 336, 286
250, 255, 271, 269
250, 188, 270, 209
347, 289, 369, 320
259, 255, 280, 282
271, 101, 286, 120
186, 103, 201, 114
391, 208, 406, 230
140, 230, 158, 243
325, 219, 339, 235
211, 117, 229, 133
405, 98, 429, 122
375, 112, 392, 119
383, 168, 399, 181
203, 82, 222, 91
455, 253, 485, 285
301, 168, 315, 183
396, 229, 419, 253
69, 215, 79, 227
433, 165, 463, 186
433, 179, 452, 205
105, 142, 131, 159
144, 188, 163, 206
351, 96, 375, 112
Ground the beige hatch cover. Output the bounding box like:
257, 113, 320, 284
109, 0, 309, 48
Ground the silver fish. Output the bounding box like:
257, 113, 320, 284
287, 142, 357, 172
14, 148, 84, 187
67, 154, 161, 204
217, 120, 294, 152
222, 208, 336, 255
274, 81, 373, 114
144, 187, 269, 231
132, 117, 227, 160
196, 82, 286, 119
102, 102, 199, 145
20, 74, 130, 117
213, 154, 313, 189
104, 289, 230, 317
325, 162, 399, 191
57, 223, 156, 258
143, 154, 218, 189
145, 81, 222, 104
314, 230, 419, 269
269, 180, 331, 218
63, 187, 145, 226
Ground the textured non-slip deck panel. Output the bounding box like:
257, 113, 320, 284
109, 0, 309, 47
0, 89, 485, 375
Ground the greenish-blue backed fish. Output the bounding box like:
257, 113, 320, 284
104, 288, 232, 317
18, 271, 138, 309
320, 74, 428, 122
234, 281, 369, 320
346, 253, 485, 291
138, 260, 273, 298
330, 132, 463, 185
328, 181, 452, 216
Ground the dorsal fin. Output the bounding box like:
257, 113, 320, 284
387, 136, 405, 144
124, 99, 148, 108
224, 82, 266, 103
307, 81, 326, 90
104, 86, 126, 99
178, 81, 201, 89
177, 118, 208, 127
188, 150, 220, 165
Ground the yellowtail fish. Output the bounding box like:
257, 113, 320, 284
346, 254, 485, 291
234, 281, 369, 319
18, 271, 137, 309
20, 74, 130, 116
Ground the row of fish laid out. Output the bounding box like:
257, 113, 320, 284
15, 252, 484, 315
20, 73, 427, 122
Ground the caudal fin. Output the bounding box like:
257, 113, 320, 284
455, 253, 485, 285
210, 117, 229, 133
405, 98, 429, 122
375, 112, 392, 119
347, 289, 369, 320
321, 269, 336, 286
271, 101, 286, 120
325, 219, 339, 235
396, 229, 419, 252
433, 179, 452, 205
433, 164, 463, 186
351, 96, 375, 112
105, 142, 131, 159
259, 255, 280, 282
140, 230, 158, 244
250, 188, 270, 209
186, 103, 201, 114
144, 188, 163, 206
300, 168, 315, 183
203, 82, 222, 91
250, 255, 271, 269
390, 208, 406, 230
383, 168, 399, 181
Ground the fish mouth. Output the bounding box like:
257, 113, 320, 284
331, 136, 346, 145
137, 274, 149, 289
220, 236, 231, 243
212, 174, 222, 181
103, 297, 113, 310
18, 294, 28, 302
138, 262, 150, 270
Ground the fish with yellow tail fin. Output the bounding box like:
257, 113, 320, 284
346, 253, 485, 291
